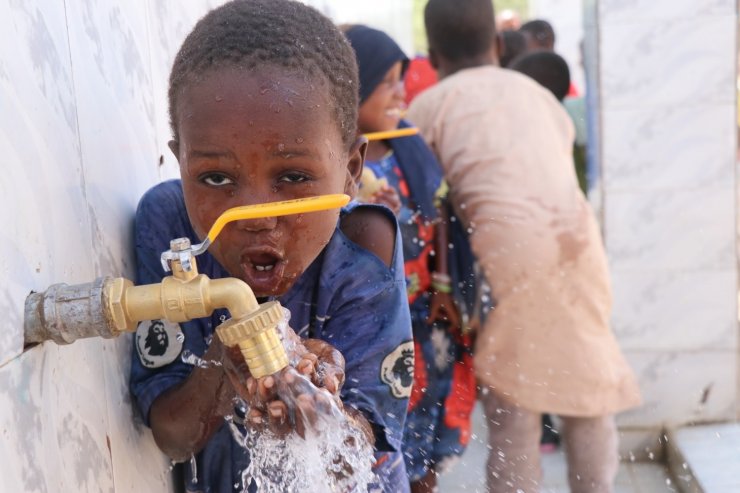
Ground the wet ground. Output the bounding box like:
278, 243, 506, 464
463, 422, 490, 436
438, 404, 677, 493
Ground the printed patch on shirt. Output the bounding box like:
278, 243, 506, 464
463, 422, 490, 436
380, 341, 415, 398
135, 319, 183, 368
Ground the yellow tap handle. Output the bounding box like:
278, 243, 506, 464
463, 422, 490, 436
363, 127, 419, 141
206, 194, 350, 243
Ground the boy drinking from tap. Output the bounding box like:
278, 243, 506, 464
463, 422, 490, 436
129, 1, 413, 491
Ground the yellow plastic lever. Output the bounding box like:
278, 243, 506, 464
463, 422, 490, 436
363, 127, 419, 141
206, 194, 350, 243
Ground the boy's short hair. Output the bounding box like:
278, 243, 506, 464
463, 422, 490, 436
168, 0, 359, 148
500, 30, 527, 68
424, 0, 496, 62
510, 50, 570, 101
520, 19, 556, 50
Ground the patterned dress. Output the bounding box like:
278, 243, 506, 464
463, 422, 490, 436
364, 153, 476, 481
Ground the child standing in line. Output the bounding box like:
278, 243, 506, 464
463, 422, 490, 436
408, 1, 642, 492
344, 25, 477, 493
129, 2, 413, 492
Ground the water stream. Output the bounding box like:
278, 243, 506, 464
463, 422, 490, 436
183, 308, 376, 492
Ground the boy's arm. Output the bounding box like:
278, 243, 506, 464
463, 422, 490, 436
339, 206, 396, 267
147, 337, 235, 461
328, 207, 412, 451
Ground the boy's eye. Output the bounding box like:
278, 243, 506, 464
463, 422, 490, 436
279, 173, 310, 184
201, 173, 234, 187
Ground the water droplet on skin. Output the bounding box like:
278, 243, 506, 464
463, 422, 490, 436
295, 137, 304, 144
215, 95, 223, 102
277, 143, 285, 152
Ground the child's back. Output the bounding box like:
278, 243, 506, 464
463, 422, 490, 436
410, 3, 641, 491
409, 63, 637, 416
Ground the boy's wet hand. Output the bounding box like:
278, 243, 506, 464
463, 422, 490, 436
245, 364, 342, 438
303, 338, 345, 396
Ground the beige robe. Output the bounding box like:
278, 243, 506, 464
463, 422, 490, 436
408, 66, 641, 416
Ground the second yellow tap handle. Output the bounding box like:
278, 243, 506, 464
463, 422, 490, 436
363, 127, 419, 141
206, 194, 351, 243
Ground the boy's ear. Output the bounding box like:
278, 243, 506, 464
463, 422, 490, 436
494, 33, 504, 64
428, 48, 440, 70
168, 140, 180, 161
344, 136, 367, 198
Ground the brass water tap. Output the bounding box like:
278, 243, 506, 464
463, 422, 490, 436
24, 194, 350, 379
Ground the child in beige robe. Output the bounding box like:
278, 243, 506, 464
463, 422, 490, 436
408, 1, 641, 491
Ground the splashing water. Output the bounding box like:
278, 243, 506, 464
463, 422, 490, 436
181, 349, 222, 368
229, 409, 374, 493
189, 455, 198, 485
228, 308, 376, 492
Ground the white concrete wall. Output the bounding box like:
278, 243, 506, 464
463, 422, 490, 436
588, 0, 739, 449
0, 1, 412, 491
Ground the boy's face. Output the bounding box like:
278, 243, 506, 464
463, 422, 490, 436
170, 67, 363, 297
357, 61, 406, 134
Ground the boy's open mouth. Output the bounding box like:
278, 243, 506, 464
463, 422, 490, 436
240, 249, 286, 294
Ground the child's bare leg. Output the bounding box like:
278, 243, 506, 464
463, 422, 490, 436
410, 469, 437, 493
481, 390, 542, 493
560, 415, 618, 493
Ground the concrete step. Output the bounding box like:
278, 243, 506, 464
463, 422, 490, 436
666, 423, 740, 493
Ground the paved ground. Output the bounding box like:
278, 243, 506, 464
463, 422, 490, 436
437, 404, 676, 493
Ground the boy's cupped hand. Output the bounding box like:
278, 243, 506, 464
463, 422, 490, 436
224, 336, 346, 438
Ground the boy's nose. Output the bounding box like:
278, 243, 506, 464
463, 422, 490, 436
235, 214, 278, 232
233, 193, 279, 232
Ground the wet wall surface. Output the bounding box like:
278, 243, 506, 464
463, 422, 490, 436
0, 1, 227, 490
0, 1, 416, 490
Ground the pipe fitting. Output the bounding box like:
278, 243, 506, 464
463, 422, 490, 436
24, 278, 119, 345
217, 301, 289, 378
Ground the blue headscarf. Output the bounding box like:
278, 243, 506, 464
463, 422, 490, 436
344, 25, 409, 104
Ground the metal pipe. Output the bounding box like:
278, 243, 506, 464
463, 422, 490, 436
24, 275, 259, 345
24, 278, 111, 345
